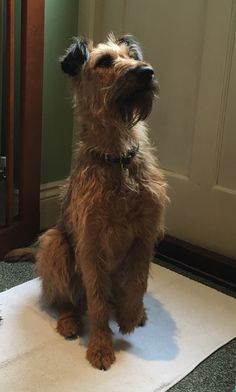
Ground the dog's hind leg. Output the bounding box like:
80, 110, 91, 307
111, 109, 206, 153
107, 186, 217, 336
36, 228, 85, 338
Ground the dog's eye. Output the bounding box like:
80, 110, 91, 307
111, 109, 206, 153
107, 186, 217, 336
96, 55, 114, 68
129, 50, 140, 61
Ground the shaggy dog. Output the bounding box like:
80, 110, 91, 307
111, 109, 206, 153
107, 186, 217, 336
5, 34, 168, 370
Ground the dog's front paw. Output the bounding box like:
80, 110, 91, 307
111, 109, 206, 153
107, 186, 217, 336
119, 319, 137, 334
87, 343, 116, 370
119, 308, 148, 334
138, 308, 148, 327
57, 314, 82, 339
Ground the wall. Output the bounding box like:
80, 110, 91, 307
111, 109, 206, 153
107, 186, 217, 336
39, 0, 79, 227
41, 0, 78, 184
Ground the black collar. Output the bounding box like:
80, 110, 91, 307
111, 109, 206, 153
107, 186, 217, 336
92, 145, 139, 167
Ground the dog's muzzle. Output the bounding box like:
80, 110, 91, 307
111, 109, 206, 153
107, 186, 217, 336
127, 65, 154, 81
125, 64, 158, 96
127, 65, 154, 82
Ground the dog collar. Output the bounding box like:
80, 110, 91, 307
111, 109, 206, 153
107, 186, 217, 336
92, 144, 139, 167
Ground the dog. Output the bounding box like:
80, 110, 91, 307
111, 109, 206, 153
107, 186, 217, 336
5, 34, 168, 370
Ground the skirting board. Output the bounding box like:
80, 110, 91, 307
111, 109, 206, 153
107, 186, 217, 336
40, 180, 65, 229
156, 235, 236, 293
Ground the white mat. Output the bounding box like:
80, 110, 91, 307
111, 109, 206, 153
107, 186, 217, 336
0, 264, 235, 392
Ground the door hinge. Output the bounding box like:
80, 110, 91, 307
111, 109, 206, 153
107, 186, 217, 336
0, 156, 6, 181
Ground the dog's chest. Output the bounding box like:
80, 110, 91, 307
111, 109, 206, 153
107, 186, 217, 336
101, 197, 136, 266
111, 174, 143, 215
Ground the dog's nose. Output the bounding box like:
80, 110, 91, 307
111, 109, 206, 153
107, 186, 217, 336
129, 65, 154, 81
138, 66, 154, 79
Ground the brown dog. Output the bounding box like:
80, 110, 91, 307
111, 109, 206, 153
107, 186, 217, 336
5, 34, 168, 370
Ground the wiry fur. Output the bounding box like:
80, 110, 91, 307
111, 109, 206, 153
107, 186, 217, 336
5, 34, 168, 370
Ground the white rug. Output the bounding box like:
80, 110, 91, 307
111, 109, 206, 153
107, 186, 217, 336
0, 263, 235, 392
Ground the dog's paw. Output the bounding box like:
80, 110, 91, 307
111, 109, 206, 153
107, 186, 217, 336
57, 315, 82, 339
87, 344, 116, 370
119, 309, 148, 334
119, 321, 136, 335
138, 308, 148, 327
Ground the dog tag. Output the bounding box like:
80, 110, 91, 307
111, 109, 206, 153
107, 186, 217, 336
122, 165, 129, 178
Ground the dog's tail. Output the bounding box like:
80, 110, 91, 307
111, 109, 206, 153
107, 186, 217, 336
4, 247, 37, 263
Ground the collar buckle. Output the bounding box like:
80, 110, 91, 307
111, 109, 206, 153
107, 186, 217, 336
104, 153, 110, 162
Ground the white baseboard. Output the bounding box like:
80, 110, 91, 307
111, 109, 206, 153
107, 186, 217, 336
40, 180, 65, 229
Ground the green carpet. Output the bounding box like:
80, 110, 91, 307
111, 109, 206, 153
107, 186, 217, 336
0, 259, 235, 392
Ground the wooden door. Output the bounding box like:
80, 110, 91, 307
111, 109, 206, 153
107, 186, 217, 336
79, 0, 236, 259
0, 0, 44, 259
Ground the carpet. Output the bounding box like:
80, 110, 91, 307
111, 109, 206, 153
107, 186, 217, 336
0, 263, 235, 392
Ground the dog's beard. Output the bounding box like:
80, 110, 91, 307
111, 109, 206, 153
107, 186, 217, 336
109, 78, 159, 127
118, 90, 154, 125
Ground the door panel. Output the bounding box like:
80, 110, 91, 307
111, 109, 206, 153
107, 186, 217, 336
218, 37, 236, 190
125, 0, 206, 177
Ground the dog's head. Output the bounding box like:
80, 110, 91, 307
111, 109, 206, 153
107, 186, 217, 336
60, 34, 159, 126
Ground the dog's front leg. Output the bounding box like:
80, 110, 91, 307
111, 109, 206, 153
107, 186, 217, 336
115, 238, 152, 334
78, 247, 115, 370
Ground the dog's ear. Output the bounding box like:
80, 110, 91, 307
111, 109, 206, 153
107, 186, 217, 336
60, 37, 90, 76
117, 34, 143, 61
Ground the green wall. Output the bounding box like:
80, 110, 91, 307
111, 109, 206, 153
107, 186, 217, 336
41, 0, 79, 184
